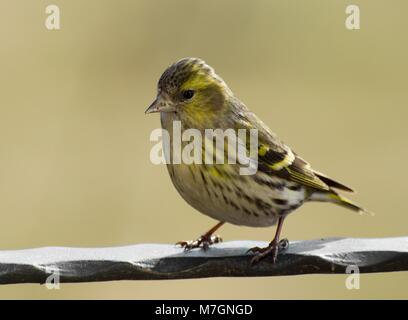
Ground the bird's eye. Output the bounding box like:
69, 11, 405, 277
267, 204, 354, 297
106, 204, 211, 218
182, 90, 195, 100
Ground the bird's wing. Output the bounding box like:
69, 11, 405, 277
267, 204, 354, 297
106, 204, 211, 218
244, 111, 354, 193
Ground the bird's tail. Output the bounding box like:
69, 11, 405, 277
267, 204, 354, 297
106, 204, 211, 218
310, 191, 371, 215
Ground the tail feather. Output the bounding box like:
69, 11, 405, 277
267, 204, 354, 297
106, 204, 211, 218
328, 193, 367, 213
313, 170, 355, 193
310, 191, 371, 215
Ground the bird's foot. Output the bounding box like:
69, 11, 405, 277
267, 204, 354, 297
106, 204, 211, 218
176, 234, 223, 251
248, 238, 289, 264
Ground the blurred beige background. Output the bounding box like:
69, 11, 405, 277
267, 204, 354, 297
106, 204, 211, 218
0, 0, 407, 299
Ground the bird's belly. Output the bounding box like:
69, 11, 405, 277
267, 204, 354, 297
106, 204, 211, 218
167, 164, 306, 228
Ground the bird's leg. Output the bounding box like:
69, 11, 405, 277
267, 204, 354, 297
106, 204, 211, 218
248, 216, 288, 264
176, 221, 225, 250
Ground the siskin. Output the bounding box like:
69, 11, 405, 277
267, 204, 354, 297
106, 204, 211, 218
146, 58, 367, 264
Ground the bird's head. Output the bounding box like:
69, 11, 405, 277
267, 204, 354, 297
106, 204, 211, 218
145, 58, 232, 123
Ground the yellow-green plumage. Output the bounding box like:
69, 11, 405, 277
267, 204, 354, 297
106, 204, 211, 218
146, 57, 367, 263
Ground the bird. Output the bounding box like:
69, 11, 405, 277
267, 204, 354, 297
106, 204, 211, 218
145, 57, 367, 264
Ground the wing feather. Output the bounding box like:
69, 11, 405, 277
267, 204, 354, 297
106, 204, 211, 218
243, 111, 335, 192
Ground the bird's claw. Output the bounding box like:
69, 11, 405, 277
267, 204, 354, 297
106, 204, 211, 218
248, 238, 289, 265
278, 238, 289, 251
176, 234, 223, 251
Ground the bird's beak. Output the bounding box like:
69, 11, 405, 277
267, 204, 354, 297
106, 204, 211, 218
145, 94, 175, 114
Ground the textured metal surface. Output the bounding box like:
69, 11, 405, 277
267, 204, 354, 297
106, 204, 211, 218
0, 237, 407, 284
